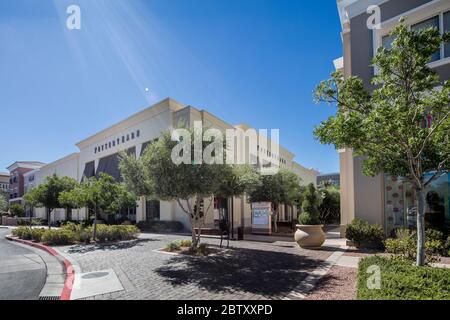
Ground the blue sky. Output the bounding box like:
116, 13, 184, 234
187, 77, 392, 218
0, 0, 342, 173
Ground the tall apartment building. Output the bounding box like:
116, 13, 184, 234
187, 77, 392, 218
29, 98, 318, 233
336, 0, 450, 236
7, 161, 46, 206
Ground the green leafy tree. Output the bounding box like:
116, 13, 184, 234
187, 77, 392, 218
120, 129, 259, 250
248, 168, 302, 232
298, 183, 322, 225
0, 191, 8, 215
59, 173, 137, 240
318, 184, 340, 224
9, 204, 25, 217
314, 22, 450, 266
23, 175, 78, 228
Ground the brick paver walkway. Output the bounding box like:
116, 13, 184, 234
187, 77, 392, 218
57, 234, 342, 300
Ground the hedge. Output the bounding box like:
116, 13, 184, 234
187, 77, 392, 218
357, 256, 450, 300
12, 224, 140, 245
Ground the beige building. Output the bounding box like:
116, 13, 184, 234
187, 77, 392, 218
29, 98, 317, 234
336, 0, 450, 236
0, 172, 9, 194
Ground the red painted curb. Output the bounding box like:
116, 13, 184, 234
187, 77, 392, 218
6, 235, 74, 300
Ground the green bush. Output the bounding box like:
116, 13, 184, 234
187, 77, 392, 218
137, 221, 183, 233
180, 239, 192, 248
31, 228, 46, 242
357, 256, 450, 300
91, 225, 139, 242
41, 229, 75, 245
426, 229, 444, 242
165, 241, 180, 252
346, 219, 384, 248
298, 183, 321, 225
12, 226, 32, 240
445, 236, 450, 257
31, 219, 44, 226
384, 228, 444, 263
17, 220, 31, 226
196, 243, 209, 256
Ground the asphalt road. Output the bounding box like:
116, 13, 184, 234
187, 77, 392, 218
0, 228, 47, 300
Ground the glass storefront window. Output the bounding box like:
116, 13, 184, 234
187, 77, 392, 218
384, 175, 406, 236
385, 173, 450, 234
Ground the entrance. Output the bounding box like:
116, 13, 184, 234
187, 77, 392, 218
146, 200, 160, 221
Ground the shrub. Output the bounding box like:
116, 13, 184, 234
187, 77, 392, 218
165, 241, 180, 252
61, 221, 83, 232
12, 226, 32, 240
41, 229, 75, 245
31, 228, 46, 242
31, 219, 43, 226
298, 184, 321, 225
357, 256, 450, 300
196, 243, 208, 256
17, 220, 31, 226
180, 239, 192, 248
426, 229, 444, 242
346, 219, 384, 248
384, 228, 444, 263
91, 225, 139, 242
445, 236, 450, 257
137, 221, 184, 233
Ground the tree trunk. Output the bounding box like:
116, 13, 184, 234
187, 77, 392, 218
416, 187, 426, 266
190, 219, 198, 250
47, 207, 51, 229
272, 205, 278, 233
93, 206, 98, 241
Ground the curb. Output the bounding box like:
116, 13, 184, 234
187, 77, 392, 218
6, 236, 74, 300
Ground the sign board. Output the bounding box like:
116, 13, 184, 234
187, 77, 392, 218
251, 202, 272, 235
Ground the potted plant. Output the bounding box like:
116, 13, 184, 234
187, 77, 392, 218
295, 183, 325, 248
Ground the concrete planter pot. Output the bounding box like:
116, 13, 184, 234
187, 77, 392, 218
294, 225, 326, 249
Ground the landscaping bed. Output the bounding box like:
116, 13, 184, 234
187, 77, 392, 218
357, 256, 450, 300
161, 240, 223, 257
11, 223, 140, 246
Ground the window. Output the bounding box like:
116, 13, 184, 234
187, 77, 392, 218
127, 134, 130, 141
382, 34, 396, 50
113, 140, 115, 147
136, 130, 140, 138
411, 16, 440, 62
117, 138, 120, 145
94, 147, 97, 154
122, 136, 125, 143
445, 11, 450, 58
131, 132, 135, 139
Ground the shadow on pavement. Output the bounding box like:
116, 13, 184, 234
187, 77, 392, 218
155, 246, 335, 297
67, 238, 159, 254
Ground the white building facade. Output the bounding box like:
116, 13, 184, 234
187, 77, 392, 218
30, 98, 318, 233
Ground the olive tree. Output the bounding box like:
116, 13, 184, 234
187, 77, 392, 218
59, 173, 137, 240
314, 22, 450, 266
23, 175, 78, 228
120, 129, 259, 250
247, 168, 302, 232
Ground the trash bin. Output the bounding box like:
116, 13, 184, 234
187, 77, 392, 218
237, 227, 244, 240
